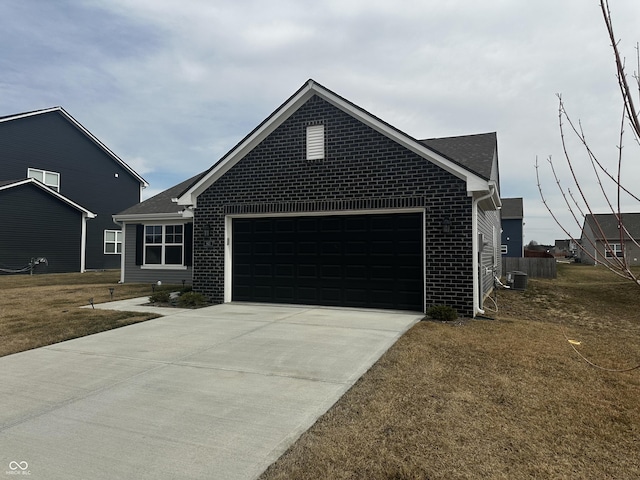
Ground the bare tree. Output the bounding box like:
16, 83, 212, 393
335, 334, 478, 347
536, 0, 640, 287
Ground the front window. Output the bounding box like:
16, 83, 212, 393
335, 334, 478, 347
28, 167, 60, 192
605, 243, 624, 258
104, 230, 122, 254
144, 225, 183, 265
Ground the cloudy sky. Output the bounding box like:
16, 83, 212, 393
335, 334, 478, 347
2, 0, 639, 244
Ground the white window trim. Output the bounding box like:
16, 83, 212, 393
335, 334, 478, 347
143, 224, 185, 266
306, 124, 324, 160
104, 229, 122, 254
27, 167, 60, 192
605, 243, 624, 258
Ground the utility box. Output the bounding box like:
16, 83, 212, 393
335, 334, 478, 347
507, 271, 528, 291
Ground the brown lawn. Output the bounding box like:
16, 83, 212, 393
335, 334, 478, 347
1, 266, 639, 478
0, 271, 160, 357
260, 264, 640, 479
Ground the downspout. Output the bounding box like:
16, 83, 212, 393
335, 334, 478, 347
472, 185, 496, 316
80, 213, 88, 273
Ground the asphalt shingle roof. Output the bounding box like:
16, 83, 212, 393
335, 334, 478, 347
117, 173, 204, 216
584, 213, 640, 239
420, 132, 497, 180
501, 197, 523, 219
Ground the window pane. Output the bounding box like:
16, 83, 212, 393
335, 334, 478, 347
105, 243, 116, 253
145, 226, 162, 243
29, 169, 44, 182
115, 231, 122, 242
165, 246, 183, 265
145, 246, 162, 264
106, 231, 116, 242
44, 172, 59, 186
116, 243, 122, 254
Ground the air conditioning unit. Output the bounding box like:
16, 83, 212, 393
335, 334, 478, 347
506, 271, 528, 291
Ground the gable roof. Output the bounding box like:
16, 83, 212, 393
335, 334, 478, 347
0, 107, 148, 188
176, 79, 499, 207
583, 213, 640, 240
113, 173, 204, 220
500, 197, 524, 219
0, 178, 96, 217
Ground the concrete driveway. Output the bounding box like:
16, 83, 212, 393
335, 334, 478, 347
0, 300, 422, 479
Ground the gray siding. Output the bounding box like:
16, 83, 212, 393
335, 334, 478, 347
0, 184, 82, 273
194, 95, 478, 316
478, 206, 500, 304
0, 110, 141, 269
121, 223, 193, 285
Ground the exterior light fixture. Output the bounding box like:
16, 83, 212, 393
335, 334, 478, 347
441, 217, 451, 234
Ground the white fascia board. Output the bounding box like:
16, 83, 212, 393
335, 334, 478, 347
112, 212, 189, 223
177, 80, 492, 205
3, 178, 97, 217
177, 84, 316, 207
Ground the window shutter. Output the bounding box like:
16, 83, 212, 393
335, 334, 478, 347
184, 223, 193, 267
306, 124, 324, 160
135, 224, 144, 265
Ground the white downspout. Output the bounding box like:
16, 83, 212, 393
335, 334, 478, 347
80, 213, 88, 273
472, 185, 496, 316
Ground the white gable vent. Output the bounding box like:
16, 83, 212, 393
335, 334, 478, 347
306, 124, 324, 160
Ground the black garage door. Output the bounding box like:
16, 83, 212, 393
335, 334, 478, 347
232, 213, 423, 311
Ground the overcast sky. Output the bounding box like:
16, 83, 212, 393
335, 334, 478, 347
2, 0, 639, 245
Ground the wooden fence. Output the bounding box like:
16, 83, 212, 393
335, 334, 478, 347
501, 258, 557, 279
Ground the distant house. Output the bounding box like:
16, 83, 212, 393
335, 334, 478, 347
501, 197, 523, 257
0, 107, 147, 273
116, 80, 502, 317
554, 239, 577, 258
579, 213, 640, 266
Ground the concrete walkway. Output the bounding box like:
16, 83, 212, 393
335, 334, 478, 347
0, 300, 422, 479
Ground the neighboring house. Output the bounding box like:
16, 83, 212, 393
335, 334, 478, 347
117, 80, 502, 316
554, 239, 577, 258
113, 174, 201, 284
0, 107, 147, 273
579, 213, 640, 266
500, 197, 523, 257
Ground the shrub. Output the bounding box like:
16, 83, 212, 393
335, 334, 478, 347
426, 305, 458, 321
149, 290, 171, 304
177, 291, 207, 308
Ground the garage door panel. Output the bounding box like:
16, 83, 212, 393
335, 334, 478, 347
232, 213, 423, 311
298, 287, 319, 303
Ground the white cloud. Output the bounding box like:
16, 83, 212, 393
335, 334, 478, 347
1, 0, 640, 243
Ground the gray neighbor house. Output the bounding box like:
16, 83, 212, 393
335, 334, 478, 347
500, 197, 524, 258
579, 213, 640, 266
115, 80, 502, 317
0, 107, 147, 274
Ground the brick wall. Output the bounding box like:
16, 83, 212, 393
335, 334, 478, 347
194, 94, 476, 316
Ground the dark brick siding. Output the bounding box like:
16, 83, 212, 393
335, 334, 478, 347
194, 95, 476, 316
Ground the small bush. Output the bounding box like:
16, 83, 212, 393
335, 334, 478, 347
426, 305, 458, 321
177, 291, 207, 308
149, 290, 171, 304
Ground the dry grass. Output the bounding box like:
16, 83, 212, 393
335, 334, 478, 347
260, 264, 640, 479
0, 271, 160, 357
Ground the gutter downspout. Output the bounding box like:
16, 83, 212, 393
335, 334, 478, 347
472, 185, 496, 317
80, 213, 89, 273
